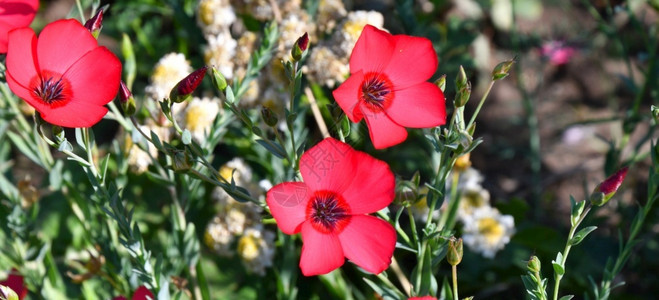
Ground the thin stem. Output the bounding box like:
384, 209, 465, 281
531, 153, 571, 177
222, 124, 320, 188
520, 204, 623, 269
108, 101, 133, 130
466, 81, 495, 130
452, 265, 459, 300
552, 204, 592, 300
75, 0, 85, 23
83, 127, 99, 180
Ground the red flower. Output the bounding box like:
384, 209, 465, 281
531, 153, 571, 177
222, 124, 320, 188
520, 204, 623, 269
6, 19, 122, 127
0, 269, 27, 300
113, 285, 154, 300
332, 25, 446, 149
0, 0, 39, 53
266, 138, 396, 276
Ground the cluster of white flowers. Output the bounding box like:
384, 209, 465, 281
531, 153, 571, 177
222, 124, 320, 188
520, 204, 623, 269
178, 97, 221, 142
450, 168, 516, 258
304, 10, 384, 87
203, 158, 275, 275
145, 53, 192, 102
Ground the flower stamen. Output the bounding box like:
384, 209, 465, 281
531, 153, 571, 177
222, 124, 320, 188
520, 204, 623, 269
307, 191, 350, 233
360, 72, 393, 111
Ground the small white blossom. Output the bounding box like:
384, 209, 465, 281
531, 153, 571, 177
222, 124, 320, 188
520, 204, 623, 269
179, 97, 220, 142
461, 206, 515, 258
197, 0, 236, 35
204, 31, 237, 80
145, 53, 192, 101
237, 227, 275, 276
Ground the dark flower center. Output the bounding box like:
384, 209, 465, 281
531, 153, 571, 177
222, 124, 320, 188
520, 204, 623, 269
31, 71, 72, 107
34, 77, 66, 103
360, 72, 393, 111
307, 191, 350, 233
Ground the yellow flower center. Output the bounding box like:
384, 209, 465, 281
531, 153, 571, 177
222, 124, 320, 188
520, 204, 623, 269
199, 1, 214, 25
219, 165, 234, 181
478, 217, 504, 245
238, 235, 260, 261
184, 105, 208, 132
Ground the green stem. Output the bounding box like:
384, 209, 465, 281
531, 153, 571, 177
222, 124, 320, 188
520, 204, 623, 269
466, 81, 495, 130
108, 101, 133, 130
452, 265, 459, 300
75, 0, 85, 23
552, 205, 592, 300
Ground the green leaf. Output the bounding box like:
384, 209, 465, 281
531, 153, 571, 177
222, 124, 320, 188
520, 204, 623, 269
57, 140, 73, 152
75, 127, 86, 150
49, 160, 64, 190
552, 252, 565, 276
181, 129, 192, 145
255, 139, 287, 159
225, 85, 235, 103
99, 153, 111, 183
559, 295, 574, 300
150, 130, 163, 151
569, 226, 597, 246
7, 131, 40, 167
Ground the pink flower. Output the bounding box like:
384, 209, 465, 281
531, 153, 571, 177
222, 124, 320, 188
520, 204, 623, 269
6, 19, 122, 127
0, 0, 39, 53
540, 41, 576, 66
266, 138, 396, 276
333, 25, 446, 149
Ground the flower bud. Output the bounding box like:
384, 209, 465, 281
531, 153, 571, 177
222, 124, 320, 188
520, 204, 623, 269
527, 256, 541, 274
172, 150, 193, 172
590, 167, 629, 206
0, 270, 25, 300
84, 8, 104, 39
261, 106, 278, 127
291, 32, 309, 61
455, 65, 468, 91
0, 285, 19, 300
119, 81, 136, 116
454, 81, 471, 107
210, 66, 227, 91
447, 238, 463, 266
434, 74, 446, 92
170, 66, 208, 103
492, 59, 515, 81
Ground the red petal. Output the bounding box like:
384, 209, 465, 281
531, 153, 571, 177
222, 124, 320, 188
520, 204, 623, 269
332, 70, 364, 123
40, 100, 108, 128
338, 215, 395, 274
384, 34, 438, 89
64, 46, 122, 106
0, 270, 27, 300
132, 285, 154, 300
341, 150, 395, 214
349, 25, 394, 74
385, 82, 446, 128
0, 0, 39, 27
0, 20, 12, 53
6, 70, 53, 117
37, 19, 98, 74
362, 111, 407, 149
6, 27, 38, 89
299, 221, 344, 276
300, 138, 356, 193
266, 182, 312, 234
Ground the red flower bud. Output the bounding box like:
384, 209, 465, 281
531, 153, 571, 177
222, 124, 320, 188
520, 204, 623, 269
119, 81, 132, 103
170, 66, 208, 103
119, 81, 136, 115
291, 32, 309, 61
590, 167, 629, 206
84, 8, 104, 38
598, 167, 628, 195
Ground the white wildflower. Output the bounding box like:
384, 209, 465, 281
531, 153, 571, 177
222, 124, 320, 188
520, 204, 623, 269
461, 206, 515, 258
197, 0, 236, 35
145, 53, 192, 101
204, 31, 237, 80
237, 227, 275, 276
180, 97, 220, 142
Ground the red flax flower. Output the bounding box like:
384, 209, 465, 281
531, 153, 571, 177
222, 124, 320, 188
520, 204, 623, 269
266, 138, 396, 276
0, 269, 27, 300
6, 19, 121, 127
113, 285, 154, 300
0, 0, 39, 53
332, 25, 446, 149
